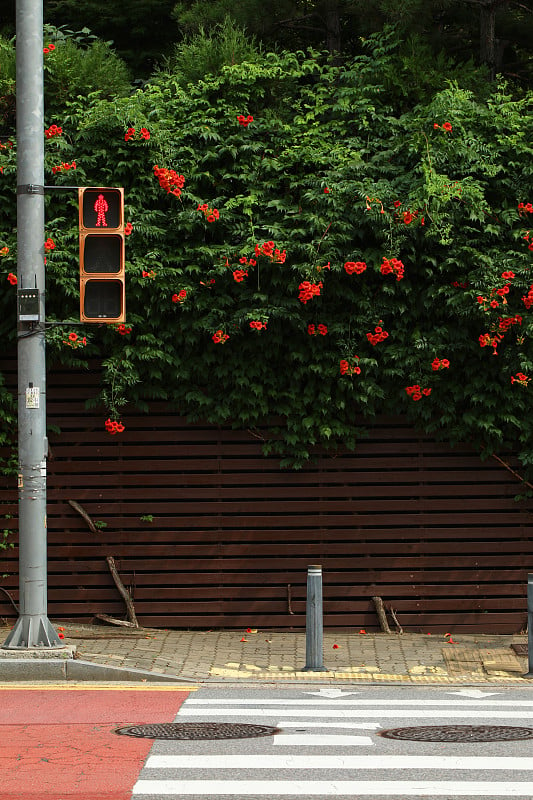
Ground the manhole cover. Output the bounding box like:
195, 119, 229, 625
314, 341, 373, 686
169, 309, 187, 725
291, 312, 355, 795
380, 725, 533, 742
115, 723, 279, 740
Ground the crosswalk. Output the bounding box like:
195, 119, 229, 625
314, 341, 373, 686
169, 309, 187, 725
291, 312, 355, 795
132, 690, 533, 798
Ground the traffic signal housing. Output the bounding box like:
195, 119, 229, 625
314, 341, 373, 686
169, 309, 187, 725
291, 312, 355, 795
79, 187, 125, 323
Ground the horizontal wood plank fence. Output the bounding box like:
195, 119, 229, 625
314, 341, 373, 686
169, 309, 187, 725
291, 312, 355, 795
1, 357, 532, 632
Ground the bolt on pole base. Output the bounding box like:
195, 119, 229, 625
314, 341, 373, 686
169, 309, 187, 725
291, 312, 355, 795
2, 614, 62, 649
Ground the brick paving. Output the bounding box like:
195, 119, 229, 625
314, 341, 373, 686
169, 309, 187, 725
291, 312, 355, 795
0, 623, 528, 684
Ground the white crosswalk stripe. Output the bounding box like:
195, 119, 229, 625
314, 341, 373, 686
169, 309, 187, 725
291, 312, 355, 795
145, 754, 533, 770
132, 692, 533, 798
133, 779, 533, 796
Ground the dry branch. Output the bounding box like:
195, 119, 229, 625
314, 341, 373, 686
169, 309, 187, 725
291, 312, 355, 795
372, 595, 392, 633
103, 555, 139, 628
68, 500, 98, 534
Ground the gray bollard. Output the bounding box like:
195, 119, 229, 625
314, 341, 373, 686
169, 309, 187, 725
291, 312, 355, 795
303, 564, 327, 672
527, 574, 533, 678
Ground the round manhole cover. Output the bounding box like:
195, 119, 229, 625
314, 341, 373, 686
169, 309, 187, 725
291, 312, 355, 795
380, 725, 533, 743
115, 723, 280, 740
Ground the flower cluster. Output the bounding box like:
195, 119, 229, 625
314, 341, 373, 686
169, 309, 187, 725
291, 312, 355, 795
401, 209, 424, 226
380, 256, 404, 281
405, 384, 432, 400
125, 127, 150, 141
366, 324, 389, 345
451, 280, 469, 288
498, 314, 522, 332
308, 323, 327, 336
298, 281, 322, 304
254, 240, 286, 262
239, 256, 257, 267
431, 357, 450, 371
479, 332, 503, 354
212, 329, 229, 344
153, 165, 185, 197
344, 261, 367, 275
249, 320, 267, 331
7, 272, 17, 285
43, 43, 56, 54
0, 246, 9, 257
434, 121, 453, 131
63, 332, 86, 349
340, 356, 361, 375
172, 290, 187, 303
116, 324, 132, 335
45, 124, 62, 139
511, 372, 530, 386
522, 284, 533, 310
51, 161, 76, 174
142, 269, 156, 279
125, 222, 133, 236
233, 269, 248, 282
237, 114, 253, 127
197, 203, 219, 222
518, 202, 533, 215
44, 238, 55, 251
105, 418, 125, 435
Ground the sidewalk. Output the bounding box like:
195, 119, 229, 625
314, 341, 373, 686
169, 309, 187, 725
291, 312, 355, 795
1, 622, 530, 684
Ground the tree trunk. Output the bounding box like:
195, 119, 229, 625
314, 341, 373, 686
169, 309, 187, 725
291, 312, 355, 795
323, 0, 341, 56
478, 0, 509, 80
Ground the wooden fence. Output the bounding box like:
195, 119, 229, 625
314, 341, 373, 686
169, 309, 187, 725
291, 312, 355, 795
1, 356, 532, 632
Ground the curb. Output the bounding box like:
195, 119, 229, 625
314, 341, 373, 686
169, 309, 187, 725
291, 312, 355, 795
0, 658, 187, 683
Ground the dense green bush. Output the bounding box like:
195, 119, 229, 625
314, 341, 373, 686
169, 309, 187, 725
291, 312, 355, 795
1, 30, 532, 469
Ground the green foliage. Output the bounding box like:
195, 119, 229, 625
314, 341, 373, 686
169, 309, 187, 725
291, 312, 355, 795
162, 17, 261, 87
43, 28, 131, 118
0, 34, 16, 136
1, 31, 533, 470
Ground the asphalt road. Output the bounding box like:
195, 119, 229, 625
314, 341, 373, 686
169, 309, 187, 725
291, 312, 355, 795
3, 683, 533, 799
135, 684, 533, 799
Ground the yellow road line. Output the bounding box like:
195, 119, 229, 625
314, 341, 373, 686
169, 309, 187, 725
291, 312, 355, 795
0, 684, 198, 691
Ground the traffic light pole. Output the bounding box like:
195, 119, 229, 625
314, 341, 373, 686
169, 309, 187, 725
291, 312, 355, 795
2, 0, 61, 648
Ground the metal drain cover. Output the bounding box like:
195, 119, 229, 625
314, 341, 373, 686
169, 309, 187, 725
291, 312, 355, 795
115, 723, 279, 740
380, 725, 533, 742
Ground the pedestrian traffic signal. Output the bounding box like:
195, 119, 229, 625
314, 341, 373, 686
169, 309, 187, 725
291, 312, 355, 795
79, 187, 125, 323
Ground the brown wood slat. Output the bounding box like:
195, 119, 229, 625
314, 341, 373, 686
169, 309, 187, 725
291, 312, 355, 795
1, 353, 533, 632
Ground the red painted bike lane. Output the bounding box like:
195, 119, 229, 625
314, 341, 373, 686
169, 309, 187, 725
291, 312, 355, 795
0, 685, 193, 800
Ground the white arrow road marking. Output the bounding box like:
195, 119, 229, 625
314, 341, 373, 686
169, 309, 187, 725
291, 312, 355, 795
272, 734, 373, 746
281, 721, 382, 729
132, 779, 533, 796
145, 754, 533, 770
304, 688, 360, 698
448, 690, 502, 698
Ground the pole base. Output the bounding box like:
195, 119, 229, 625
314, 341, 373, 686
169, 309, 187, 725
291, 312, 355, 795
2, 615, 62, 649
302, 665, 328, 672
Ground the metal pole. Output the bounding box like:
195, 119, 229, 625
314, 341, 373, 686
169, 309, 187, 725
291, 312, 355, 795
526, 574, 533, 678
302, 564, 327, 672
2, 0, 60, 648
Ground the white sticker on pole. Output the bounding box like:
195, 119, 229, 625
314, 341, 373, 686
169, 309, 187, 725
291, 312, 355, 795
25, 386, 40, 408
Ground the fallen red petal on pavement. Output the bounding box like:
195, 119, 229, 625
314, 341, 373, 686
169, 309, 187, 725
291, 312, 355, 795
240, 637, 247, 642
358, 629, 366, 634
333, 644, 339, 649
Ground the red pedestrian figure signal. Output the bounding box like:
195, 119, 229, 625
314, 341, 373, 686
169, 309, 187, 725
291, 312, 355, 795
78, 187, 125, 323
94, 193, 109, 227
